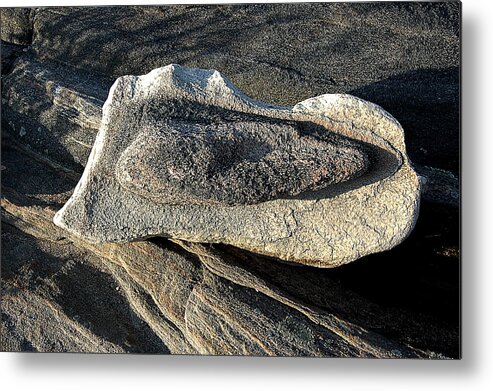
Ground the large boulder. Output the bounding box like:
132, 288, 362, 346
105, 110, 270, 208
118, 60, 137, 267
54, 65, 421, 268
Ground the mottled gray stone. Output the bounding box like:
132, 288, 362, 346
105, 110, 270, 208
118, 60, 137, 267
54, 65, 421, 267
1, 3, 459, 357
0, 8, 34, 45
1, 55, 108, 171
28, 4, 460, 174
116, 117, 370, 206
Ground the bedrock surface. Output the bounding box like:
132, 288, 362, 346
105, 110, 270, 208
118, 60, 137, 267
1, 3, 460, 356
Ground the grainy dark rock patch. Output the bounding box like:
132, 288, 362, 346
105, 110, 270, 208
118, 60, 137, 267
117, 116, 370, 206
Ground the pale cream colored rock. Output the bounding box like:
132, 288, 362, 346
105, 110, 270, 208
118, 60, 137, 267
54, 64, 421, 267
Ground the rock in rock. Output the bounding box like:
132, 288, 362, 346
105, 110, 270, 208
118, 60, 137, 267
116, 119, 370, 206
54, 64, 421, 268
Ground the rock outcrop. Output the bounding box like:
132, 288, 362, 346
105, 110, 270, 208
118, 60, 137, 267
1, 4, 460, 357
53, 65, 421, 268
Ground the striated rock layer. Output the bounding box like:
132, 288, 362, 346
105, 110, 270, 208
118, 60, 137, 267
53, 65, 421, 267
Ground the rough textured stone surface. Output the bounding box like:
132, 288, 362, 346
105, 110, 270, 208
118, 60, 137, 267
0, 8, 34, 45
28, 3, 460, 174
1, 4, 460, 174
2, 140, 440, 357
1, 3, 459, 357
53, 65, 420, 267
1, 54, 107, 171
116, 120, 370, 206
1, 222, 171, 354
418, 165, 460, 207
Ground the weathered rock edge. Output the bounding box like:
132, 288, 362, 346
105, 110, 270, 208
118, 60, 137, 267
53, 64, 421, 268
